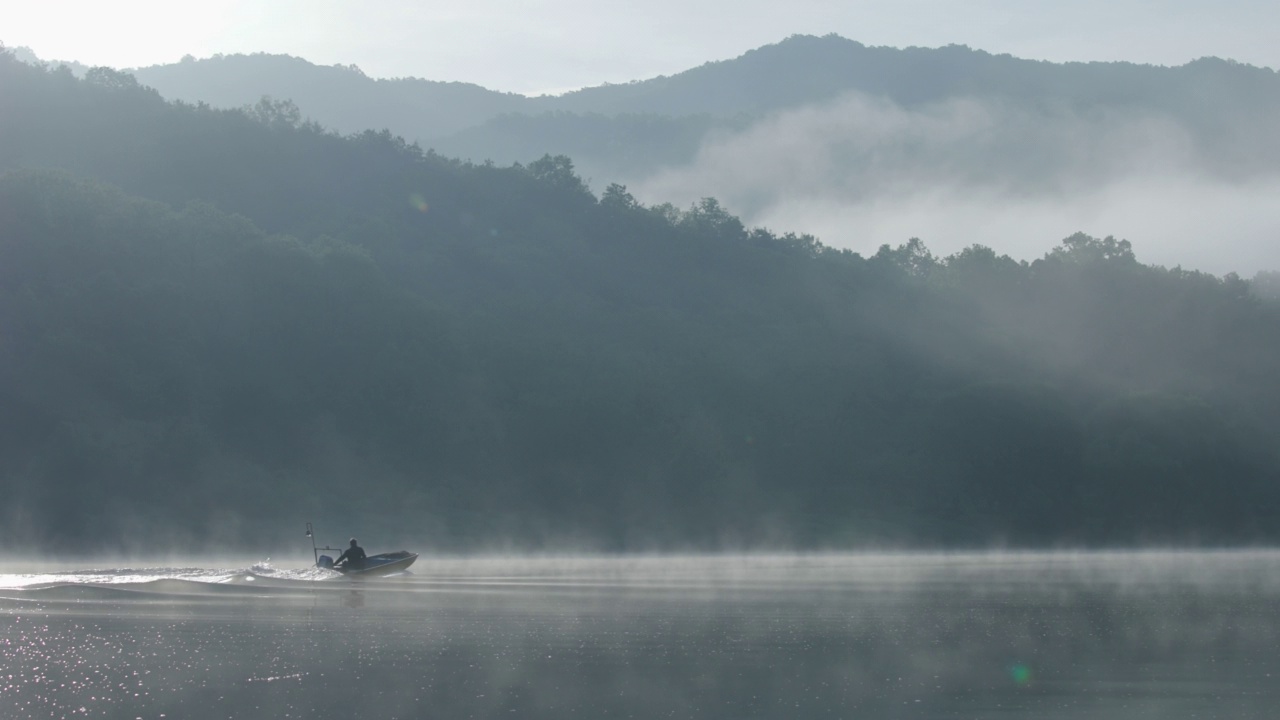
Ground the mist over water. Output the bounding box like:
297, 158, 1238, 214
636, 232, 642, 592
4, 552, 1280, 719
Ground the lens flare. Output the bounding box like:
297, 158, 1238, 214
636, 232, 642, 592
1010, 663, 1031, 685
409, 193, 429, 213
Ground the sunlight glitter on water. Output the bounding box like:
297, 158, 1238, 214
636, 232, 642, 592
0, 562, 337, 589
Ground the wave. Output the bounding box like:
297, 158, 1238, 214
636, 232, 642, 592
0, 561, 340, 595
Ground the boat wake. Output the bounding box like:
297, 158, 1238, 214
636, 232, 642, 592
0, 561, 336, 594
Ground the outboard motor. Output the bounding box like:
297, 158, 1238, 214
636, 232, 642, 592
317, 555, 334, 570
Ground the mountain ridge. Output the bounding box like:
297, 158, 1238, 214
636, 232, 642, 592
2, 50, 1279, 551
19, 35, 1280, 201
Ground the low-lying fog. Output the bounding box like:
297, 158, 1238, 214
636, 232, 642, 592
633, 92, 1280, 275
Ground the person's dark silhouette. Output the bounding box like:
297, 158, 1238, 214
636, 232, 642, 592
335, 538, 366, 569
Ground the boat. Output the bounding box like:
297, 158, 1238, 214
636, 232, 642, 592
306, 523, 418, 578
318, 550, 418, 577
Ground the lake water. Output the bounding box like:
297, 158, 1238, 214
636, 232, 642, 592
3, 552, 1280, 719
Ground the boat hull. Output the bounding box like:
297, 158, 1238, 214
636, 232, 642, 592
334, 551, 418, 577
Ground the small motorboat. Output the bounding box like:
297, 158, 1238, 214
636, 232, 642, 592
306, 522, 417, 578
319, 550, 418, 577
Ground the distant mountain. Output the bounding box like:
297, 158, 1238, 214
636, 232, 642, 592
479, 36, 1280, 185
111, 35, 1280, 209
8, 45, 91, 76
127, 37, 1278, 140
435, 111, 743, 183
550, 34, 1280, 118
132, 52, 528, 139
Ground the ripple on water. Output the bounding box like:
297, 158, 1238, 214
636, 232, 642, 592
3, 552, 1280, 719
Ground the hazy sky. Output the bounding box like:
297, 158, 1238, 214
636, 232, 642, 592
5, 0, 1279, 94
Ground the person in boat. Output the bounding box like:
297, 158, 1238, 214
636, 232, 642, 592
334, 538, 367, 569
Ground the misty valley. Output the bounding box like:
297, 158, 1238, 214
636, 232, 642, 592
2, 27, 1280, 720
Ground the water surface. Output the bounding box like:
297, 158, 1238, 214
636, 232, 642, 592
3, 552, 1278, 719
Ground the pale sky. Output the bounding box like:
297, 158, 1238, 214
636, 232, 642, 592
4, 0, 1278, 95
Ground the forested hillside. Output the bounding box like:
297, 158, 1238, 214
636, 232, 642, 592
2, 50, 1278, 553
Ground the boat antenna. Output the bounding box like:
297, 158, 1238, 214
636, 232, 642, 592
306, 522, 319, 566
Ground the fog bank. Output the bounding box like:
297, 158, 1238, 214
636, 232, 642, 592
635, 92, 1280, 274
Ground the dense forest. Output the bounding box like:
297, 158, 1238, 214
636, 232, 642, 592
1, 49, 1278, 553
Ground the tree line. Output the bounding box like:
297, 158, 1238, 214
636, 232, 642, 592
1, 50, 1278, 552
